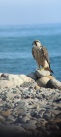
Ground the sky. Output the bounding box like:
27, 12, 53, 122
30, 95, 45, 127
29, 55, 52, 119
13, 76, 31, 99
0, 0, 61, 25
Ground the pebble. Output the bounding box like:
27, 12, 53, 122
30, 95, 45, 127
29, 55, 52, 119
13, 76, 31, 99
0, 115, 5, 123
0, 73, 61, 136
21, 121, 37, 130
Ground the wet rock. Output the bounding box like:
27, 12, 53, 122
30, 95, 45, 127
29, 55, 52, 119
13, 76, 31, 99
27, 72, 38, 80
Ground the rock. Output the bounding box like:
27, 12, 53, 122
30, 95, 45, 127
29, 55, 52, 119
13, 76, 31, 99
34, 85, 40, 90
36, 77, 50, 87
27, 72, 38, 80
21, 81, 37, 88
46, 78, 61, 90
19, 74, 34, 84
1, 110, 11, 117
0, 80, 14, 88
5, 103, 14, 109
0, 124, 26, 137
0, 73, 34, 88
1, 73, 8, 79
0, 72, 61, 136
16, 101, 26, 109
18, 116, 30, 123
36, 69, 50, 78
16, 108, 26, 116
0, 115, 5, 123
21, 120, 37, 130
7, 74, 25, 86
47, 75, 55, 80
7, 115, 15, 122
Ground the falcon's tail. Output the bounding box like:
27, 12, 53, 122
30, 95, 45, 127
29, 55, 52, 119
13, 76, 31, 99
50, 68, 54, 73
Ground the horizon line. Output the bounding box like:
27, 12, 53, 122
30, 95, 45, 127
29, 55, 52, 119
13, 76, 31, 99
0, 22, 61, 26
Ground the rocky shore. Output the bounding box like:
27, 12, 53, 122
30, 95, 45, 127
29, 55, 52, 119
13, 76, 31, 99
0, 70, 61, 137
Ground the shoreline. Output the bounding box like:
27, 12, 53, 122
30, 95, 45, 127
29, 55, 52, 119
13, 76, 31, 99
0, 72, 61, 137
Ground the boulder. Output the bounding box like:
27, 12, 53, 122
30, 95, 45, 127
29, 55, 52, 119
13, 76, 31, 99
19, 74, 34, 83
47, 75, 55, 80
36, 77, 50, 87
0, 80, 14, 88
36, 69, 50, 78
27, 72, 38, 80
0, 73, 34, 88
46, 78, 61, 90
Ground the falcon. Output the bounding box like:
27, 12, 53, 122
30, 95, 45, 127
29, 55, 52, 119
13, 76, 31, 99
32, 40, 53, 73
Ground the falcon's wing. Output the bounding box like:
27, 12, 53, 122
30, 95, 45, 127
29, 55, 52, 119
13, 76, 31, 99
32, 47, 35, 59
42, 46, 50, 66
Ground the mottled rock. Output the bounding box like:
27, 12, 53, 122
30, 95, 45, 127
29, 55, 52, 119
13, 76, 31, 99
21, 81, 37, 89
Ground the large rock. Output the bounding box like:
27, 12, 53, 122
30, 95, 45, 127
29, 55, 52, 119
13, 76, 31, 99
36, 69, 50, 78
46, 78, 61, 90
36, 77, 50, 87
27, 72, 38, 80
0, 80, 14, 88
0, 73, 34, 88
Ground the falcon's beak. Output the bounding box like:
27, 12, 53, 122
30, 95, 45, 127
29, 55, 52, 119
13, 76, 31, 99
32, 41, 35, 45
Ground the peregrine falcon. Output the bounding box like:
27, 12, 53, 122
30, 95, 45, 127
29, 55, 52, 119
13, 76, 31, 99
32, 40, 53, 73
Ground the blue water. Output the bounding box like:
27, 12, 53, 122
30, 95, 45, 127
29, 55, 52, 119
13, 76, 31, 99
0, 24, 61, 81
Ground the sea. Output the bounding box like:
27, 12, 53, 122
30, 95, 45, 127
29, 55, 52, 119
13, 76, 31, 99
0, 23, 61, 81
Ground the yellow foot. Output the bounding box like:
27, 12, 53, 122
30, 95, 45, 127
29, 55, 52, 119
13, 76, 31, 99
40, 67, 44, 71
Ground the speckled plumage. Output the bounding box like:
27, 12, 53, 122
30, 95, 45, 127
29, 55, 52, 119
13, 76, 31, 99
32, 40, 53, 73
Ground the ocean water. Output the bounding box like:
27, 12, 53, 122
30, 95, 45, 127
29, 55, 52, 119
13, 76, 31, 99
0, 24, 61, 81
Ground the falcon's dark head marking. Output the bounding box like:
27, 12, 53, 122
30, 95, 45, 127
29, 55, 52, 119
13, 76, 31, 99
32, 40, 42, 48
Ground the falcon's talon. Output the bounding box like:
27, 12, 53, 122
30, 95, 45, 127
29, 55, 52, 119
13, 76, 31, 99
40, 68, 44, 71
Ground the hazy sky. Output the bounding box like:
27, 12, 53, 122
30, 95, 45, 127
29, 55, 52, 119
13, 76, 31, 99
0, 0, 61, 25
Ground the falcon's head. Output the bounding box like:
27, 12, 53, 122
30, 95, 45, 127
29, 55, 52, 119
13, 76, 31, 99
32, 40, 42, 49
